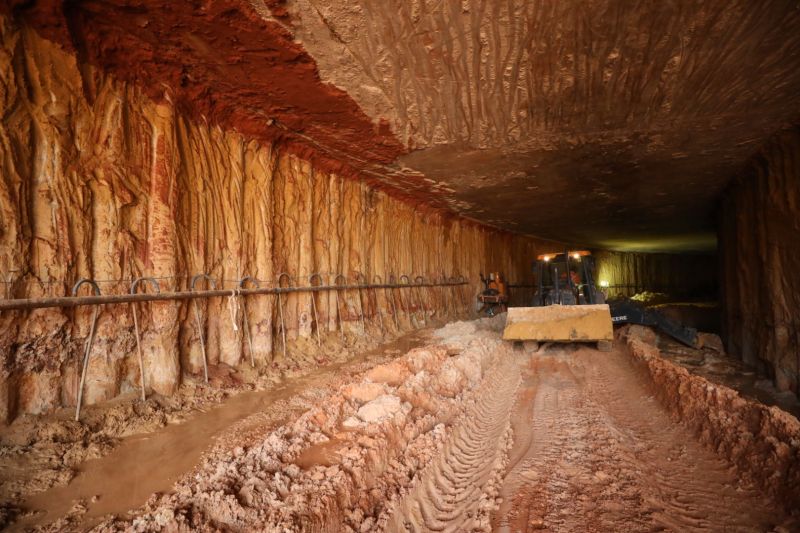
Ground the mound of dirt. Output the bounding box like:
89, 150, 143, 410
620, 326, 800, 512
0, 326, 425, 530
84, 322, 511, 531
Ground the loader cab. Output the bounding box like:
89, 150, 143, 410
531, 251, 604, 307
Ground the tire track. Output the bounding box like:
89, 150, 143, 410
494, 356, 589, 533
581, 346, 781, 532
492, 345, 790, 532
384, 354, 523, 532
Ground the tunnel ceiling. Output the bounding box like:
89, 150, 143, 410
10, 0, 800, 252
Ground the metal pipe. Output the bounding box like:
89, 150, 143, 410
73, 279, 101, 422
191, 274, 216, 384
0, 281, 466, 312
130, 277, 160, 402
276, 273, 291, 360
238, 276, 259, 367
308, 273, 323, 347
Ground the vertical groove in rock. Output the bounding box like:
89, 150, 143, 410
0, 19, 556, 421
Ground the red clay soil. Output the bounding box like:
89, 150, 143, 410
2, 0, 442, 201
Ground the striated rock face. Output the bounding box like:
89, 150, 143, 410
285, 0, 800, 248
594, 250, 717, 299
0, 18, 556, 422
10, 1, 800, 251
719, 128, 800, 396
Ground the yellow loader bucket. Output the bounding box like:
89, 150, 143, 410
503, 304, 613, 342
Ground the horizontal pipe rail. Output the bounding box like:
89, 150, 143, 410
0, 281, 468, 312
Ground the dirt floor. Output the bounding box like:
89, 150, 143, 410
2, 317, 799, 532
492, 343, 793, 532
0, 325, 431, 531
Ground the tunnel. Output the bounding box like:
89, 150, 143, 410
0, 1, 799, 531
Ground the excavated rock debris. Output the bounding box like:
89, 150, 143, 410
620, 325, 800, 512
73, 320, 512, 532
5, 318, 799, 531
0, 328, 419, 529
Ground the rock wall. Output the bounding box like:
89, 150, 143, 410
593, 250, 717, 299
0, 19, 555, 422
718, 127, 800, 396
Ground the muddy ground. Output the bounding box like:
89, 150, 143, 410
2, 317, 799, 532
0, 325, 431, 530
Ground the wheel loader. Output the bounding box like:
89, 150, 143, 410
502, 250, 699, 350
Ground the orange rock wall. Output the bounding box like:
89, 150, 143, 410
719, 127, 800, 396
0, 19, 554, 421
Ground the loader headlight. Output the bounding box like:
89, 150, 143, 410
543, 255, 550, 262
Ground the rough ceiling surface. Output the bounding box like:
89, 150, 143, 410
9, 0, 800, 251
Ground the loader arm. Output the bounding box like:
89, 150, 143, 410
608, 300, 698, 348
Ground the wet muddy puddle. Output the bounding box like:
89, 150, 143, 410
294, 438, 347, 470
11, 330, 431, 530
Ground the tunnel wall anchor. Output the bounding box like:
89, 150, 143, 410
308, 273, 323, 347
372, 274, 388, 335
276, 272, 292, 359
330, 274, 345, 342
190, 274, 217, 383
238, 276, 259, 367
73, 278, 102, 422
352, 271, 367, 336
414, 275, 428, 326
130, 277, 160, 402
399, 275, 416, 327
